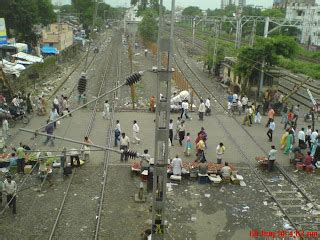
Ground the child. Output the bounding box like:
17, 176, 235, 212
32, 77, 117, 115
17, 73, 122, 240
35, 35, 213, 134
185, 133, 192, 157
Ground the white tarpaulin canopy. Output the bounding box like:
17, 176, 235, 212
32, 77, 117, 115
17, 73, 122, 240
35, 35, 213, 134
1, 59, 26, 77
13, 52, 43, 64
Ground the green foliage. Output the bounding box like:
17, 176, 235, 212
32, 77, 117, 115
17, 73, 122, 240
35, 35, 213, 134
131, 0, 160, 16
235, 36, 298, 93
272, 35, 298, 59
182, 6, 203, 16
261, 8, 285, 18
71, 0, 120, 29
278, 57, 320, 79
0, 0, 56, 44
138, 9, 158, 43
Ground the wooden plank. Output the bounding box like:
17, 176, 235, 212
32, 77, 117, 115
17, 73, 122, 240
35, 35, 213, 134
288, 214, 313, 218
281, 205, 303, 208
272, 191, 296, 194
276, 198, 303, 201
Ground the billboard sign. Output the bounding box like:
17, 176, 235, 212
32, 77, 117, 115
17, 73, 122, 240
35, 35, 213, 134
0, 18, 8, 45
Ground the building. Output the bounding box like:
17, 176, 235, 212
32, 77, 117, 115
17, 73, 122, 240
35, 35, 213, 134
286, 2, 320, 46
221, 0, 246, 9
273, 0, 315, 9
41, 23, 74, 51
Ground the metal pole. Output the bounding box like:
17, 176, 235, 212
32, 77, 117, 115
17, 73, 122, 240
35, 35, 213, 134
249, 19, 257, 47
151, 0, 175, 239
192, 18, 195, 48
258, 17, 269, 97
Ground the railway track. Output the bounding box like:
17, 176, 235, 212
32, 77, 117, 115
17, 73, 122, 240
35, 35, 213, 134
175, 28, 320, 111
48, 30, 120, 239
178, 26, 320, 64
7, 32, 108, 145
93, 38, 121, 240
173, 39, 320, 234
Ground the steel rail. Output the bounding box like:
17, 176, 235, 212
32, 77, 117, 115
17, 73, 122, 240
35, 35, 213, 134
47, 33, 108, 101
175, 28, 320, 111
48, 31, 115, 240
93, 49, 119, 240
173, 40, 316, 233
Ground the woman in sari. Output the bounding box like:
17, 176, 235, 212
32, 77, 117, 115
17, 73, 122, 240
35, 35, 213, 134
284, 130, 294, 155
280, 129, 289, 150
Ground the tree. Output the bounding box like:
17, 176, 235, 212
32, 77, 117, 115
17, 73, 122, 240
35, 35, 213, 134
138, 9, 158, 43
71, 0, 120, 29
182, 6, 203, 16
131, 0, 162, 16
0, 0, 56, 44
235, 36, 298, 94
261, 9, 285, 18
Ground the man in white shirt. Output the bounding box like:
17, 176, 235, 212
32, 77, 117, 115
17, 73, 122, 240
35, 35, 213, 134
120, 132, 130, 161
132, 120, 141, 144
305, 125, 312, 148
171, 155, 182, 176
103, 100, 110, 120
267, 119, 275, 142
221, 162, 231, 177
232, 93, 238, 103
114, 120, 121, 147
298, 127, 306, 148
3, 174, 17, 214
181, 100, 191, 120
205, 98, 211, 116
140, 149, 151, 171
53, 96, 60, 115
241, 95, 248, 112
268, 145, 277, 172
198, 99, 206, 121
311, 129, 318, 145
49, 108, 59, 129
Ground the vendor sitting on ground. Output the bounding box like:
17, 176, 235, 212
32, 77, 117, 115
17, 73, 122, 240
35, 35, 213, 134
140, 149, 150, 171
220, 162, 231, 177
304, 151, 313, 166
292, 146, 304, 163
8, 153, 17, 168
171, 155, 182, 176
198, 158, 208, 175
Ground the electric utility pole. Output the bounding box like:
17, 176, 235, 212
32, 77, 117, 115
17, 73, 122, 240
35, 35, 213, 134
151, 0, 175, 239
258, 17, 269, 97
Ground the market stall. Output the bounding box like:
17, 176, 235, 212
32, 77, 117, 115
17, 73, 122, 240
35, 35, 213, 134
0, 151, 40, 172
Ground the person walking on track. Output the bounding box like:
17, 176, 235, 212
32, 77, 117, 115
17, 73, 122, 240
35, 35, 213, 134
120, 132, 130, 161
265, 106, 275, 128
178, 121, 186, 146
103, 100, 110, 120
268, 145, 277, 172
198, 99, 205, 121
114, 120, 121, 147
169, 119, 174, 146
3, 174, 17, 214
267, 119, 276, 142
132, 120, 141, 144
